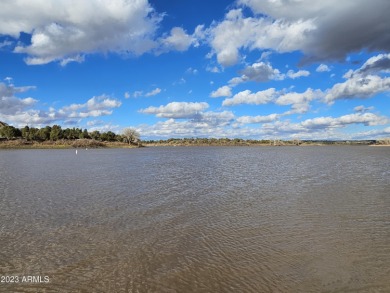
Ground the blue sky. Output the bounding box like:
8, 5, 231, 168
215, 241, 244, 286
0, 0, 389, 140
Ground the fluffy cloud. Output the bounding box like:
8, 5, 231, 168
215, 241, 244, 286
224, 55, 389, 112
210, 86, 232, 98
138, 101, 235, 137
0, 96, 37, 116
235, 62, 284, 83
286, 70, 310, 79
125, 88, 161, 98
0, 0, 161, 65
241, 0, 390, 61
59, 95, 122, 118
0, 83, 37, 115
209, 8, 315, 66
193, 111, 235, 127
136, 119, 206, 138
59, 55, 85, 67
354, 53, 390, 76
229, 62, 309, 85
324, 54, 390, 103
354, 105, 374, 113
300, 113, 388, 129
236, 113, 280, 124
0, 1, 206, 65
139, 102, 209, 119
244, 112, 389, 139
135, 105, 389, 139
0, 82, 35, 96
1, 82, 121, 127
352, 127, 390, 139
222, 87, 321, 114
88, 123, 121, 133
223, 88, 277, 106
136, 110, 235, 138
209, 0, 390, 66
145, 88, 162, 97
276, 88, 322, 114
324, 74, 390, 103
316, 64, 331, 72
158, 27, 195, 52
0, 110, 59, 127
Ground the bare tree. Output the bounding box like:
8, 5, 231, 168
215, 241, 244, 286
122, 128, 140, 145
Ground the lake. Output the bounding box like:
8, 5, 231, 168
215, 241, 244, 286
0, 146, 389, 292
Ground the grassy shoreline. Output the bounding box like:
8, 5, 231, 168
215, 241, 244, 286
142, 139, 387, 147
1, 138, 389, 149
0, 139, 139, 149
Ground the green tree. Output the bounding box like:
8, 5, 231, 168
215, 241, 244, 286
115, 134, 123, 142
28, 127, 39, 141
100, 132, 108, 141
37, 126, 51, 141
69, 128, 78, 139
50, 125, 62, 141
0, 125, 18, 140
90, 130, 101, 140
21, 125, 30, 140
80, 129, 90, 139
62, 128, 70, 139
100, 131, 116, 142
105, 131, 116, 141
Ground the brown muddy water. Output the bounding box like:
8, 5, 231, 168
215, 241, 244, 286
0, 146, 389, 292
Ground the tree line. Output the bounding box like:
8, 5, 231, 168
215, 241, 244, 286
143, 137, 274, 145
0, 124, 139, 144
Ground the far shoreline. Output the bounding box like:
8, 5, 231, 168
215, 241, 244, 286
1, 138, 389, 149
0, 139, 140, 150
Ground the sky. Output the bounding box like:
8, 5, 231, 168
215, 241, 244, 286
0, 0, 389, 140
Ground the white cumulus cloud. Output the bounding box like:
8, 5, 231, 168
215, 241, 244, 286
276, 88, 323, 114
0, 82, 38, 116
231, 62, 284, 84
301, 113, 388, 129
324, 54, 390, 103
145, 88, 162, 97
353, 105, 374, 113
1, 82, 122, 127
209, 8, 315, 66
229, 62, 309, 85
325, 75, 390, 103
208, 0, 390, 66
139, 101, 209, 119
158, 27, 195, 52
286, 69, 310, 79
1, 0, 160, 65
237, 113, 280, 124
210, 86, 232, 98
222, 88, 277, 106
316, 64, 331, 72
59, 95, 122, 119
354, 53, 390, 76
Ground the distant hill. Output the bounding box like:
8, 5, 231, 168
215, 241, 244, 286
0, 121, 9, 128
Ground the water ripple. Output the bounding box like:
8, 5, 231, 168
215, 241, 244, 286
0, 147, 389, 292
